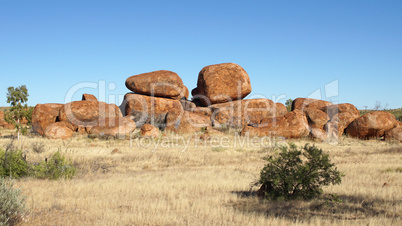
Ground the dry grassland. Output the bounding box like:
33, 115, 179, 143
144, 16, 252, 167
0, 128, 401, 225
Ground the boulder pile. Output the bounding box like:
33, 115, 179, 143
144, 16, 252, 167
30, 62, 400, 141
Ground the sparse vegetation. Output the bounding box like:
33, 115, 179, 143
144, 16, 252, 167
0, 178, 26, 225
256, 143, 343, 200
285, 99, 293, 112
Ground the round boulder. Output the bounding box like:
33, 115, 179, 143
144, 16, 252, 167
44, 122, 74, 139
192, 63, 252, 106
125, 70, 184, 98
345, 111, 398, 139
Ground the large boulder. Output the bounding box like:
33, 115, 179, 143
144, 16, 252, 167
240, 109, 309, 138
122, 93, 183, 128
32, 103, 64, 135
323, 103, 359, 119
192, 63, 252, 106
44, 122, 74, 139
329, 112, 359, 135
172, 85, 189, 100
384, 126, 402, 142
89, 117, 136, 137
180, 100, 196, 112
192, 107, 212, 116
345, 111, 398, 139
140, 124, 160, 138
122, 93, 183, 116
125, 70, 184, 98
166, 111, 211, 133
292, 98, 333, 111
304, 108, 330, 129
211, 99, 286, 128
59, 101, 122, 127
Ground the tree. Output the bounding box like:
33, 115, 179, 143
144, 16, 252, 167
4, 85, 30, 140
285, 99, 293, 112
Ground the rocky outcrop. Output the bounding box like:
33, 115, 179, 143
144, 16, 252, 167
192, 63, 252, 106
32, 103, 64, 135
125, 70, 184, 98
323, 103, 359, 118
44, 122, 74, 139
240, 110, 309, 138
123, 93, 183, 116
345, 111, 398, 139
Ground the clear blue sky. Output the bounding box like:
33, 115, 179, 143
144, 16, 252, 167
1, 0, 401, 109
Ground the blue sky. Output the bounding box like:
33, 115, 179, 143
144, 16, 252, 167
1, 0, 401, 109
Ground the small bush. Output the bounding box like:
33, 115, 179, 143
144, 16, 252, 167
256, 143, 343, 200
0, 178, 26, 225
32, 142, 46, 153
32, 151, 76, 180
0, 149, 28, 179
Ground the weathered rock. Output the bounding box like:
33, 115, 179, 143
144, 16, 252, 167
59, 101, 122, 127
329, 112, 359, 135
323, 103, 359, 119
32, 103, 64, 135
310, 128, 328, 141
122, 93, 183, 129
324, 121, 342, 138
140, 124, 159, 138
172, 85, 189, 100
304, 108, 330, 129
345, 111, 398, 139
211, 99, 286, 128
292, 98, 333, 111
276, 103, 288, 117
123, 93, 183, 116
240, 110, 309, 138
89, 117, 136, 137
125, 70, 184, 98
180, 100, 196, 112
192, 107, 212, 116
82, 94, 98, 101
166, 111, 211, 133
384, 126, 402, 142
44, 122, 74, 139
192, 63, 252, 106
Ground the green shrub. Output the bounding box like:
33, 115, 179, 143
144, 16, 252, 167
256, 143, 343, 200
31, 142, 46, 153
0, 178, 26, 225
32, 151, 76, 180
0, 149, 28, 179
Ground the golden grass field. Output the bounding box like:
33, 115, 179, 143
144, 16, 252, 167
0, 128, 401, 226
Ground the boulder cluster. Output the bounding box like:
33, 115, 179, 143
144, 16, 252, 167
30, 62, 401, 142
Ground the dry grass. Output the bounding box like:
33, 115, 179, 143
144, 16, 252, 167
0, 128, 401, 225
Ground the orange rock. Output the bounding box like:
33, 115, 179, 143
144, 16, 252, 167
59, 101, 122, 127
323, 103, 359, 119
304, 108, 330, 129
140, 124, 159, 138
292, 98, 333, 111
192, 107, 212, 116
329, 112, 359, 135
345, 111, 398, 139
88, 117, 136, 137
211, 99, 286, 128
44, 122, 74, 139
125, 70, 184, 98
384, 126, 402, 142
32, 103, 64, 135
192, 63, 252, 106
82, 93, 98, 101
122, 93, 183, 116
166, 111, 211, 133
240, 110, 309, 138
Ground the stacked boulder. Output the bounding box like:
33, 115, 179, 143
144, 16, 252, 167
32, 95, 136, 139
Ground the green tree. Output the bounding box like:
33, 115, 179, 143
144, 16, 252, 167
4, 85, 30, 140
285, 99, 293, 112
256, 143, 343, 200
